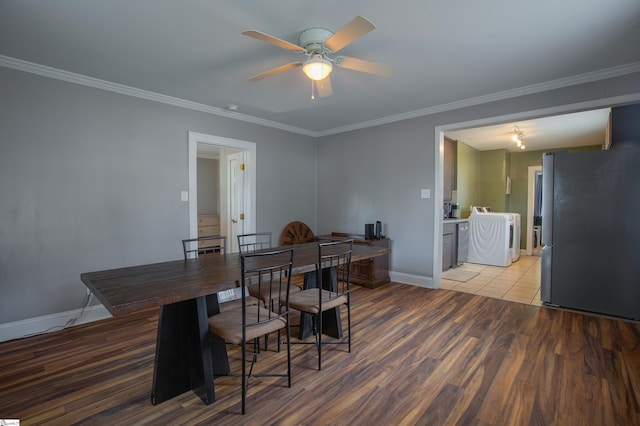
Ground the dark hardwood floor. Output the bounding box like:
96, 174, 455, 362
1, 282, 639, 425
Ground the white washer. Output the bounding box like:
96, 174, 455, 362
467, 207, 513, 267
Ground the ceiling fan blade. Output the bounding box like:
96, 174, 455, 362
248, 62, 302, 81
324, 16, 375, 53
317, 75, 333, 97
242, 30, 304, 52
337, 56, 393, 77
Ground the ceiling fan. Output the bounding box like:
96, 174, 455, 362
242, 16, 392, 98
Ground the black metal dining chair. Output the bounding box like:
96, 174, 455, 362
238, 232, 302, 350
182, 235, 227, 258
238, 232, 303, 308
181, 236, 259, 313
208, 248, 294, 415
237, 232, 273, 253
285, 239, 352, 370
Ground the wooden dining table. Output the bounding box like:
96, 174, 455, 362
81, 241, 390, 406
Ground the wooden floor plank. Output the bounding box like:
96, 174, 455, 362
0, 283, 639, 425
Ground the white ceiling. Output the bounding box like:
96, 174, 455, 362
446, 108, 611, 152
1, 1, 639, 140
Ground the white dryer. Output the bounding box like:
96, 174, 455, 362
509, 213, 521, 261
494, 211, 521, 262
467, 207, 513, 267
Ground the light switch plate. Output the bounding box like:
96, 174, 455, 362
421, 189, 430, 199
181, 191, 189, 201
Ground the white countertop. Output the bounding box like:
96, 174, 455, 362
443, 218, 469, 223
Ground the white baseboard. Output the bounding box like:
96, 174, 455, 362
0, 304, 112, 343
389, 271, 435, 289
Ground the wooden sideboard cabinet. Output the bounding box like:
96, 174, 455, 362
319, 232, 391, 289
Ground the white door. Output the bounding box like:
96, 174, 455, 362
227, 151, 244, 252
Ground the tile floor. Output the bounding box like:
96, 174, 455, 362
441, 255, 542, 306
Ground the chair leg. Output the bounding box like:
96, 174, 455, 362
249, 338, 258, 376
347, 300, 351, 353
277, 327, 281, 352
317, 312, 322, 371
286, 319, 291, 387
263, 299, 272, 351
241, 340, 246, 415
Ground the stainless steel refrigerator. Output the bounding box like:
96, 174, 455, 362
540, 143, 640, 320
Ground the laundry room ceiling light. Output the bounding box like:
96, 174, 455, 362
512, 126, 526, 150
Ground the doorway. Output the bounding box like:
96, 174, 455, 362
188, 132, 256, 253
433, 97, 636, 289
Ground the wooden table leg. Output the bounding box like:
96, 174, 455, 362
151, 296, 229, 405
298, 268, 343, 340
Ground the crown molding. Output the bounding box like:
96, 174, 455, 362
0, 55, 318, 138
317, 61, 640, 137
2, 54, 639, 138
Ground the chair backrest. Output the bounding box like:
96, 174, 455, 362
237, 232, 272, 253
241, 248, 294, 327
182, 236, 227, 260
318, 239, 353, 301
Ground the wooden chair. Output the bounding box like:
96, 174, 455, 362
182, 236, 258, 313
285, 240, 352, 370
208, 248, 294, 415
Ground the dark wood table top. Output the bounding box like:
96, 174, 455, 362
81, 241, 390, 316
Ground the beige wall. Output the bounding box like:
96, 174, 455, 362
455, 143, 509, 216
477, 149, 509, 212
455, 141, 479, 218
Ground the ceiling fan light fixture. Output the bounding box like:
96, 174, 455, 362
302, 55, 332, 81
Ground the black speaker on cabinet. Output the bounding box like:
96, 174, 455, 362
365, 223, 375, 240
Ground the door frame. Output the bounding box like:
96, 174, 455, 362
526, 165, 542, 255
188, 132, 256, 245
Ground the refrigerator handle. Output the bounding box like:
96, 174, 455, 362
540, 245, 552, 303
541, 152, 554, 246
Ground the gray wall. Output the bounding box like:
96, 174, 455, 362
317, 118, 433, 275
0, 67, 316, 324
197, 158, 219, 215
2, 63, 640, 328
